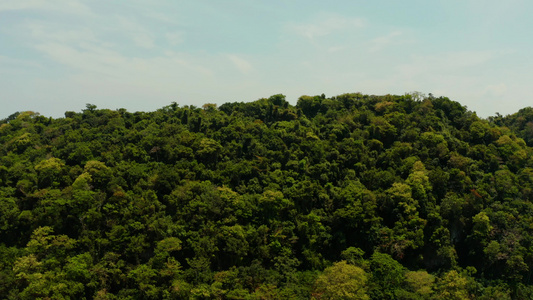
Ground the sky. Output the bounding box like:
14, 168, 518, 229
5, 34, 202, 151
1, 0, 532, 119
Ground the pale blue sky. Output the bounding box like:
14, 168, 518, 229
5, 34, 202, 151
1, 0, 532, 119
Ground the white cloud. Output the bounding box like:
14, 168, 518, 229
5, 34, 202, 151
164, 51, 214, 77
367, 30, 403, 52
397, 51, 496, 78
34, 42, 123, 76
33, 40, 216, 80
115, 16, 155, 49
0, 0, 92, 15
0, 55, 42, 69
288, 15, 365, 40
133, 34, 155, 49
228, 54, 252, 74
0, 0, 43, 11
327, 46, 345, 53
15, 4, 157, 50
166, 32, 184, 46
484, 83, 507, 97
25, 21, 98, 45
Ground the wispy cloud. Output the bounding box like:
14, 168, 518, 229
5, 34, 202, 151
484, 83, 507, 97
327, 46, 346, 53
0, 0, 44, 11
288, 15, 365, 40
34, 42, 123, 76
0, 55, 42, 76
33, 40, 215, 80
367, 30, 404, 52
397, 51, 497, 78
25, 21, 98, 45
0, 0, 92, 15
228, 54, 252, 74
115, 16, 155, 49
166, 32, 184, 46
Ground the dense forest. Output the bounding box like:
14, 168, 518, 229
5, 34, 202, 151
2, 93, 533, 299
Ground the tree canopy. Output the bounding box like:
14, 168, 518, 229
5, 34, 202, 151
0, 93, 532, 298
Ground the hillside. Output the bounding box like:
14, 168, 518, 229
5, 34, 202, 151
1, 93, 533, 299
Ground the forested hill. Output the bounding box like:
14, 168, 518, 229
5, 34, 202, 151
1, 93, 533, 299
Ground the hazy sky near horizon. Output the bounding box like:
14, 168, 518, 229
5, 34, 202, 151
1, 0, 532, 119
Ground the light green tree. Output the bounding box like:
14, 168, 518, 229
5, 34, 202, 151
313, 260, 369, 300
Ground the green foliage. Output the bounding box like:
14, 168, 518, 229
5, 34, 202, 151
313, 260, 369, 300
368, 252, 406, 298
434, 270, 471, 300
404, 270, 435, 299
1, 93, 533, 297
